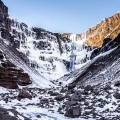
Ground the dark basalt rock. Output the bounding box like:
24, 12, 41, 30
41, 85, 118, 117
114, 81, 120, 87
18, 89, 32, 100
48, 91, 59, 96
70, 91, 82, 101
113, 92, 120, 99
1, 61, 16, 68
34, 41, 51, 50
17, 73, 32, 86
68, 33, 120, 90
0, 108, 17, 120
0, 64, 32, 89
90, 34, 120, 59
84, 85, 93, 92
0, 107, 30, 120
1, 28, 11, 40
55, 94, 65, 101
103, 84, 112, 91
0, 78, 18, 89
65, 105, 81, 118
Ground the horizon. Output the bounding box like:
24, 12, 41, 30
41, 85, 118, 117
2, 0, 120, 33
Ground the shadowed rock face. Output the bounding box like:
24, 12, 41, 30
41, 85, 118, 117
0, 47, 31, 89
90, 33, 120, 59
0, 0, 11, 30
0, 107, 30, 120
68, 33, 120, 89
0, 1, 32, 89
0, 66, 31, 89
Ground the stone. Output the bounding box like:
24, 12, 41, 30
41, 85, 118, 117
17, 73, 32, 86
113, 92, 120, 99
18, 89, 32, 100
65, 105, 81, 118
55, 94, 65, 101
65, 100, 78, 107
104, 84, 112, 91
84, 85, 93, 92
62, 12, 120, 48
114, 81, 120, 87
0, 107, 30, 120
48, 91, 59, 96
70, 91, 82, 101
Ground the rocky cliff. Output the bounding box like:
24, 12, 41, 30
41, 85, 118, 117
86, 12, 120, 47
62, 12, 120, 48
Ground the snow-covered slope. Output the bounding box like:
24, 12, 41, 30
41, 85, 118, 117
5, 19, 92, 82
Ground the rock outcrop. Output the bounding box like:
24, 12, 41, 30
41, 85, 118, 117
0, 50, 31, 89
86, 12, 120, 47
62, 12, 120, 48
0, 107, 30, 120
0, 0, 10, 30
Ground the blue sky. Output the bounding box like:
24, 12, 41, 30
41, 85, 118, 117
2, 0, 120, 33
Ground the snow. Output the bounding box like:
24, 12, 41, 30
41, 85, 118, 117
10, 19, 93, 84
0, 86, 96, 120
8, 111, 15, 117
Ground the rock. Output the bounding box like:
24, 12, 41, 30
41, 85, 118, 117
114, 81, 120, 87
48, 91, 59, 96
113, 92, 120, 99
0, 63, 31, 89
65, 105, 81, 118
97, 117, 107, 120
58, 107, 64, 114
70, 91, 82, 101
84, 85, 93, 92
0, 77, 18, 89
90, 33, 120, 59
82, 85, 93, 95
55, 94, 65, 101
39, 98, 50, 108
104, 84, 112, 91
18, 89, 32, 100
65, 100, 78, 107
0, 107, 30, 120
18, 73, 32, 86
115, 105, 120, 113
0, 51, 4, 60
36, 115, 41, 118
1, 61, 15, 68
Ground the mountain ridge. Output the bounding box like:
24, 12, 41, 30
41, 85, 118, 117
62, 12, 120, 48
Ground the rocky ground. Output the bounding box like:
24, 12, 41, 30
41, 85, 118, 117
1, 80, 120, 120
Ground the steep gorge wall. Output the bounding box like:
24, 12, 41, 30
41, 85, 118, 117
86, 12, 120, 47
62, 12, 120, 48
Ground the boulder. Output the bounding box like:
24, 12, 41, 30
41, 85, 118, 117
113, 92, 120, 99
18, 89, 32, 100
55, 94, 65, 101
18, 73, 32, 86
65, 105, 81, 118
114, 81, 120, 87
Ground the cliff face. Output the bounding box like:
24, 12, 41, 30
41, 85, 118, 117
62, 12, 120, 48
0, 0, 10, 30
61, 32, 86, 43
86, 12, 120, 47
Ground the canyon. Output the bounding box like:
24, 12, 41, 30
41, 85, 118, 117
0, 0, 120, 120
